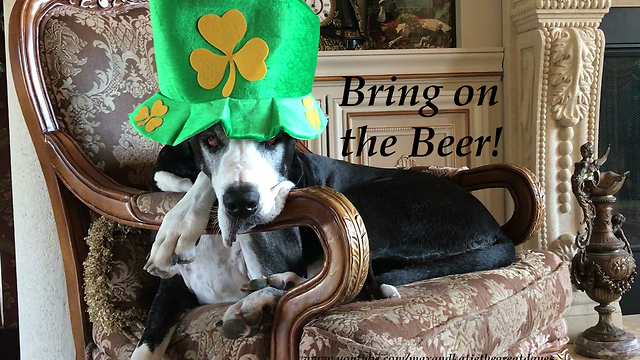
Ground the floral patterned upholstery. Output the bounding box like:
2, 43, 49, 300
41, 4, 161, 189
299, 250, 571, 357
84, 217, 571, 360
41, 4, 572, 360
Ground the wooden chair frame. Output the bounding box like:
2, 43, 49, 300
8, 1, 544, 359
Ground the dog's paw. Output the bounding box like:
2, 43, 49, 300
380, 284, 401, 299
154, 171, 194, 192
217, 287, 284, 339
130, 343, 162, 360
144, 208, 205, 275
240, 272, 305, 293
145, 263, 179, 279
240, 277, 269, 293
145, 173, 215, 276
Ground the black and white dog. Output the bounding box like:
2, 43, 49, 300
130, 122, 514, 360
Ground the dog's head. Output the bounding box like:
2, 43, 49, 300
190, 123, 297, 247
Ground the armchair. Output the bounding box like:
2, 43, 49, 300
9, 1, 572, 359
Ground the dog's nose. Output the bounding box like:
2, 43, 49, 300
223, 184, 260, 218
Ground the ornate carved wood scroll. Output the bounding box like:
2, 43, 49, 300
65, 0, 147, 9
508, 0, 611, 253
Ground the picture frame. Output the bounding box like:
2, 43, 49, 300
318, 0, 368, 51
364, 0, 456, 50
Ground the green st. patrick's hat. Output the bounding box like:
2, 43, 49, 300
129, 0, 328, 145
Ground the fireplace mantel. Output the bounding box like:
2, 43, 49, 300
315, 48, 504, 78
308, 47, 506, 221
612, 0, 640, 6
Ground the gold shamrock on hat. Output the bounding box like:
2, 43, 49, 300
303, 96, 321, 130
134, 99, 168, 132
190, 9, 269, 97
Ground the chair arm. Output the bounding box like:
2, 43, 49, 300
409, 163, 545, 246
133, 187, 370, 360
254, 187, 369, 360
44, 131, 161, 228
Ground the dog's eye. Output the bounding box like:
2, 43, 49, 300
265, 137, 277, 146
207, 136, 218, 147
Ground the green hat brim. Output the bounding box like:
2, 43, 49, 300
129, 92, 328, 145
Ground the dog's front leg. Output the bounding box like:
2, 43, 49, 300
131, 277, 199, 360
145, 171, 216, 277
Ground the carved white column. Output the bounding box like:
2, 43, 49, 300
505, 0, 611, 254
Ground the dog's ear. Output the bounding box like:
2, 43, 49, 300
276, 132, 298, 175
188, 136, 204, 171
282, 132, 299, 156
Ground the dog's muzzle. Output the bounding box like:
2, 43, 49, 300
219, 180, 294, 248
222, 183, 260, 219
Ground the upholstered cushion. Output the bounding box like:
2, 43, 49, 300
86, 244, 571, 360
90, 304, 271, 360
299, 250, 572, 357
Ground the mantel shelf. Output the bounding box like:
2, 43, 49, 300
315, 47, 505, 79
612, 0, 640, 7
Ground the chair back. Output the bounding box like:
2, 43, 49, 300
28, 1, 160, 188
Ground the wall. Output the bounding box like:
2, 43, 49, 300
457, 0, 503, 48
4, 0, 76, 358
4, 1, 504, 359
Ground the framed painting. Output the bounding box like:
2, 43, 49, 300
364, 0, 456, 49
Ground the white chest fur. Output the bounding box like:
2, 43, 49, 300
179, 234, 256, 304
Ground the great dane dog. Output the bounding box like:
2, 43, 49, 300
130, 123, 514, 360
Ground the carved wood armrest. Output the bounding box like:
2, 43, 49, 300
409, 163, 544, 246
253, 187, 369, 360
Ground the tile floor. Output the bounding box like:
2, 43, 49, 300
568, 314, 640, 359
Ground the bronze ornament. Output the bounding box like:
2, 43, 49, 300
571, 142, 640, 359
